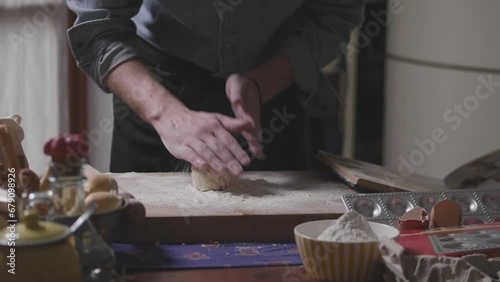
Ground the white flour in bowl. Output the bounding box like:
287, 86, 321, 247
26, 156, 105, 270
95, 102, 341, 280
318, 211, 377, 242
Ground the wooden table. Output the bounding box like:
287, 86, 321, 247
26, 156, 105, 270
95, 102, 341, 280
112, 170, 355, 281
127, 266, 314, 282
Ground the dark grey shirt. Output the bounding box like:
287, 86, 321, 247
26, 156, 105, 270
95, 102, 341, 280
66, 0, 365, 115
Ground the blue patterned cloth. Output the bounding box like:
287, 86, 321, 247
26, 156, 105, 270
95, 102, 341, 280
112, 242, 302, 270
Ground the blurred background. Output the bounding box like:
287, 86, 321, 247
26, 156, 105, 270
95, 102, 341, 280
1, 0, 500, 179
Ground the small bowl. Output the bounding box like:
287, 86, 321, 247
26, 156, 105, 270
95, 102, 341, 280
54, 197, 129, 244
294, 220, 399, 282
89, 197, 129, 244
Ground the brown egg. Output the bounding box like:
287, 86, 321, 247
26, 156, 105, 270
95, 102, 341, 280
398, 207, 429, 231
429, 199, 462, 229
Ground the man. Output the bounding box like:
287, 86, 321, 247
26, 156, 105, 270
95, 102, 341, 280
66, 0, 365, 174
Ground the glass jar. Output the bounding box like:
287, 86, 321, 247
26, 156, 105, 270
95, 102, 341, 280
55, 215, 116, 282
48, 158, 87, 217
30, 158, 117, 282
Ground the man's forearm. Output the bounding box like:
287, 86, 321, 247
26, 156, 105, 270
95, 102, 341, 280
104, 60, 187, 124
245, 55, 294, 104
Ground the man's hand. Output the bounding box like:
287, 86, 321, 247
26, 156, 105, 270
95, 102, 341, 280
106, 60, 253, 175
151, 108, 252, 175
225, 55, 295, 161
106, 56, 294, 173
226, 74, 266, 160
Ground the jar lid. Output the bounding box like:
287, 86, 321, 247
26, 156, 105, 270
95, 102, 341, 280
0, 210, 69, 246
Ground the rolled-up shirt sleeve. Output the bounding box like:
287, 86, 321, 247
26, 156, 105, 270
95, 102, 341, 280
279, 0, 366, 115
66, 0, 143, 92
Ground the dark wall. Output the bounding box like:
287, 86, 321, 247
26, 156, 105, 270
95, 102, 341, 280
354, 2, 387, 164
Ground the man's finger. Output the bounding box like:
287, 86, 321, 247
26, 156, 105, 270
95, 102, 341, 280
177, 146, 208, 170
216, 114, 252, 133
205, 135, 243, 175
213, 128, 251, 167
225, 73, 246, 104
233, 104, 256, 128
243, 131, 266, 160
188, 139, 227, 173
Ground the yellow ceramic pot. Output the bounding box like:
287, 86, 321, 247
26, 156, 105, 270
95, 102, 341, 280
0, 211, 82, 282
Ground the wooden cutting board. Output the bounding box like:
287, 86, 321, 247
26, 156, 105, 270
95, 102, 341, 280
113, 171, 356, 244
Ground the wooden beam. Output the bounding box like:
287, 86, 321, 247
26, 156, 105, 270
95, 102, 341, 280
67, 9, 87, 134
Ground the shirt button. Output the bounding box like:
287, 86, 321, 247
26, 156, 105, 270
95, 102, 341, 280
225, 42, 233, 49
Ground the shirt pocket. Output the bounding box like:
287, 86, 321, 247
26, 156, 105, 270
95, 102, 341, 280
260, 0, 302, 32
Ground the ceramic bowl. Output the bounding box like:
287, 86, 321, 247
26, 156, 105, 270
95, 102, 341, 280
294, 220, 399, 282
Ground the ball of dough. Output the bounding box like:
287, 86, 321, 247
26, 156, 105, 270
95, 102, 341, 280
86, 174, 118, 195
191, 166, 238, 191
84, 192, 122, 213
